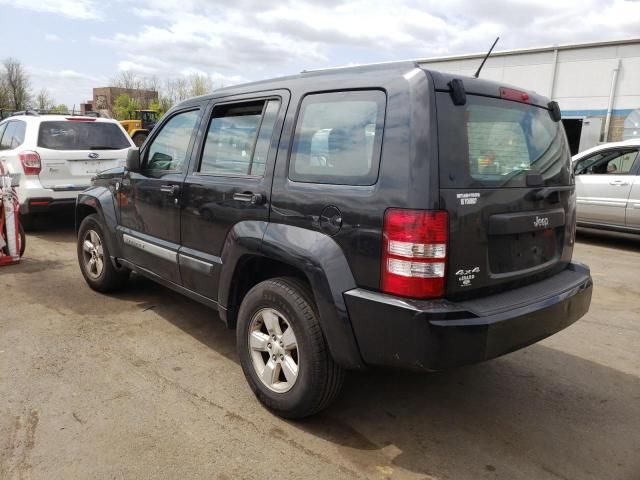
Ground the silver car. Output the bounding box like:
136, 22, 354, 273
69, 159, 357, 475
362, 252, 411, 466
572, 138, 640, 233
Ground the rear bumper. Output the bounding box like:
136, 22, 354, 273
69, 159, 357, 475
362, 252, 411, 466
21, 197, 77, 215
344, 262, 592, 371
17, 180, 85, 215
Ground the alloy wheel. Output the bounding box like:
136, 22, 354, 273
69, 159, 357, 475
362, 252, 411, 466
248, 308, 299, 393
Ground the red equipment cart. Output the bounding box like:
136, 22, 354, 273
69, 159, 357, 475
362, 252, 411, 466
0, 160, 24, 266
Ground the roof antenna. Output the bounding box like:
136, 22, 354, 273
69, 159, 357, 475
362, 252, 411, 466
474, 37, 500, 78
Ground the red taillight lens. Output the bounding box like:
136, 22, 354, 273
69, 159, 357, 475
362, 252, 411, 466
381, 209, 448, 298
500, 87, 530, 103
19, 151, 41, 175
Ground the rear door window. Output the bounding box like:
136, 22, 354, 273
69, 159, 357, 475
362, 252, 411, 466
198, 99, 280, 176
575, 150, 638, 175
289, 90, 386, 185
38, 121, 131, 150
437, 94, 571, 188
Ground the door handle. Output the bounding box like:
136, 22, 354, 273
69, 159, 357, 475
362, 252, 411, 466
609, 180, 629, 186
160, 184, 180, 195
233, 192, 265, 205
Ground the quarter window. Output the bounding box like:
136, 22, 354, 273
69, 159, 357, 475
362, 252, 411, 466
199, 99, 280, 176
289, 90, 386, 185
0, 123, 7, 146
145, 110, 199, 172
0, 121, 26, 150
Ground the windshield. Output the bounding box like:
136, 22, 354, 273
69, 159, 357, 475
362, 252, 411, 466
38, 121, 131, 151
438, 94, 571, 188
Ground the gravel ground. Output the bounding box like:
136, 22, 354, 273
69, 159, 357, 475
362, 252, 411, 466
1, 215, 639, 480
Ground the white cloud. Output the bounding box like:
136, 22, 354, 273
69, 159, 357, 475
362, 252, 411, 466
27, 67, 106, 107
10, 0, 640, 108
44, 33, 63, 43
95, 0, 640, 82
0, 0, 102, 20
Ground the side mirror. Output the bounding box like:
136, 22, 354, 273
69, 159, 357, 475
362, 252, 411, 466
126, 148, 141, 172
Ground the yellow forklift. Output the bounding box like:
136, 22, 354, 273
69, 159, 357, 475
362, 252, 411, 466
120, 110, 158, 146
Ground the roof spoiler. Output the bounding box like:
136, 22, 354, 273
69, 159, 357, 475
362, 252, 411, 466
448, 79, 467, 106
548, 101, 562, 122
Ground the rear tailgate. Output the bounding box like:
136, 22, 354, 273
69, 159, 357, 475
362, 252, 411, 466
435, 83, 574, 299
36, 119, 131, 190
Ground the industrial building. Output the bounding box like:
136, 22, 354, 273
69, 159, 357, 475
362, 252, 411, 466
418, 38, 640, 154
89, 87, 158, 118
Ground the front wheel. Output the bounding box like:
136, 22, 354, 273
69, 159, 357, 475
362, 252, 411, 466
77, 214, 130, 292
236, 277, 344, 419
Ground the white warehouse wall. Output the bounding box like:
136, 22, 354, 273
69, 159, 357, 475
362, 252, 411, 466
417, 39, 640, 116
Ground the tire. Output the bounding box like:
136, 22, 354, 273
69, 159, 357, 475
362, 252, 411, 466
236, 277, 345, 419
132, 132, 147, 147
18, 222, 25, 257
1, 221, 25, 257
20, 213, 35, 231
77, 214, 130, 292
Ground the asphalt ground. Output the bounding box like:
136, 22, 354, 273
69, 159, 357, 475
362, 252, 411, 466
1, 214, 639, 479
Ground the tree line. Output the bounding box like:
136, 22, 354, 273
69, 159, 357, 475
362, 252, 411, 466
0, 58, 68, 112
1, 57, 222, 118
109, 71, 220, 120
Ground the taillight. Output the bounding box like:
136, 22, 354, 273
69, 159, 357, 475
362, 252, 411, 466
500, 87, 530, 103
19, 151, 41, 175
381, 209, 448, 298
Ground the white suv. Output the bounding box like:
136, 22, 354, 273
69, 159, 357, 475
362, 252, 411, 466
0, 113, 134, 225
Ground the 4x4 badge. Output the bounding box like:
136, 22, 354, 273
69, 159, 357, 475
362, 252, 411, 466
455, 267, 480, 287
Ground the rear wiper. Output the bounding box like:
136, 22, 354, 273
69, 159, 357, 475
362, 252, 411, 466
89, 146, 118, 150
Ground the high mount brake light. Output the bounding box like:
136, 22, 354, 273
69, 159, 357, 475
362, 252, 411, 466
500, 87, 530, 103
381, 209, 448, 298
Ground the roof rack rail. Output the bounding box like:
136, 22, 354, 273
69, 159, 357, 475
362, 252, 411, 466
11, 110, 40, 117
32, 110, 104, 118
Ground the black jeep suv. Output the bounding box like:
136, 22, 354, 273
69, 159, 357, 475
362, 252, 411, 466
76, 62, 593, 418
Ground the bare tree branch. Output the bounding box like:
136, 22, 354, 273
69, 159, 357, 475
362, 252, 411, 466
3, 58, 31, 110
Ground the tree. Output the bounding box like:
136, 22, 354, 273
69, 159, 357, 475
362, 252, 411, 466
111, 71, 143, 91
3, 58, 31, 110
0, 76, 9, 108
148, 100, 166, 118
112, 94, 139, 121
51, 104, 69, 113
188, 73, 213, 97
144, 75, 162, 95
36, 87, 55, 111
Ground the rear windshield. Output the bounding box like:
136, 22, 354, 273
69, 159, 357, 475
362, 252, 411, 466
437, 94, 571, 188
38, 121, 131, 151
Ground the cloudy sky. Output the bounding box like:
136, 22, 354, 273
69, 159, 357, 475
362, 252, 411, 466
1, 0, 639, 107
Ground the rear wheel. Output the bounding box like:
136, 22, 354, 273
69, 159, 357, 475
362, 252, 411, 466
132, 132, 147, 147
77, 214, 130, 292
236, 277, 344, 419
